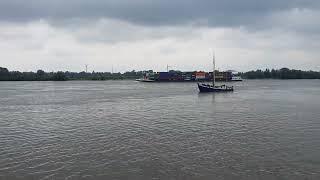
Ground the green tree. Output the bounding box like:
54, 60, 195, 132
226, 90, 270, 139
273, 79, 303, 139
53, 71, 67, 81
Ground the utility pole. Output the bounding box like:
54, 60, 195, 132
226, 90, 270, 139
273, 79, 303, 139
85, 64, 88, 73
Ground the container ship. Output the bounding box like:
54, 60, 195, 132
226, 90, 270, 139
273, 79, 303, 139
136, 70, 240, 82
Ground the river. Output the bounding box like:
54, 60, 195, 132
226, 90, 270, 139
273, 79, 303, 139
0, 80, 319, 179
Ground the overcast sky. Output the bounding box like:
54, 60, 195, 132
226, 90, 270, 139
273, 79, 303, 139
0, 0, 319, 72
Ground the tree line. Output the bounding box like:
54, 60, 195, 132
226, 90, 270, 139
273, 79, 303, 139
0, 67, 147, 81
1, 67, 320, 81
239, 68, 320, 79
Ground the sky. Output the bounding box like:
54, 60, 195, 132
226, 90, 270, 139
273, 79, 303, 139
0, 0, 319, 72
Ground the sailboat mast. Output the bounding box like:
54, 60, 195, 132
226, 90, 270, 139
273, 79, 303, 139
212, 51, 215, 86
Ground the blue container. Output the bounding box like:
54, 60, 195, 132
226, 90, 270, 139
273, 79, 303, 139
159, 72, 170, 80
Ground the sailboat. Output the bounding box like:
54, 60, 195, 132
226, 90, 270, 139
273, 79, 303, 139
197, 52, 234, 92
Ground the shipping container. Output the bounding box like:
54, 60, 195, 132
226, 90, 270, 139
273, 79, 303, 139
140, 70, 232, 82
158, 72, 171, 80
196, 72, 206, 79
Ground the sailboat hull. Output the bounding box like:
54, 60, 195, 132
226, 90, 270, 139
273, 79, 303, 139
197, 83, 234, 92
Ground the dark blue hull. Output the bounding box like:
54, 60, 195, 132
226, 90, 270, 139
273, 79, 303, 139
198, 83, 234, 92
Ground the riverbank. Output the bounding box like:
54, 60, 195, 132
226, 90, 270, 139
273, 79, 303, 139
1, 67, 320, 81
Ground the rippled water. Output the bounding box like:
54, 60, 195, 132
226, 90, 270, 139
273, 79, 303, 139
0, 80, 320, 179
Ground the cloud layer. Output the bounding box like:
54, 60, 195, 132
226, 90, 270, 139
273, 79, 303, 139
1, 0, 319, 27
0, 0, 319, 72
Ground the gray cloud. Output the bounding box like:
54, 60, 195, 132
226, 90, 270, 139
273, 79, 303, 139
0, 0, 319, 72
1, 20, 319, 73
0, 0, 319, 28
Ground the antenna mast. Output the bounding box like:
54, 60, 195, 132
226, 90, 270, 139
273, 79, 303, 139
212, 51, 215, 87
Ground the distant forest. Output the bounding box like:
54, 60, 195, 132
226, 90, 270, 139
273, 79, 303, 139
0, 67, 144, 81
1, 67, 320, 81
240, 68, 320, 79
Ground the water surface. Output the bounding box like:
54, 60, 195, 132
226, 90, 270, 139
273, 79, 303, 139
0, 80, 320, 179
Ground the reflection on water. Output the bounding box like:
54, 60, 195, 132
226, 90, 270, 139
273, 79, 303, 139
0, 80, 320, 179
197, 92, 217, 101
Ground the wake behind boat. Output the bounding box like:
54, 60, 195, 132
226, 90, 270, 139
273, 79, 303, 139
198, 52, 234, 93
